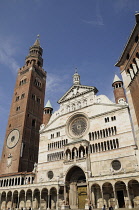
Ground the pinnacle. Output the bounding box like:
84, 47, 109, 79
33, 35, 40, 46
113, 74, 122, 84
44, 100, 53, 109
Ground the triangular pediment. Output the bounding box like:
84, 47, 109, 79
58, 85, 98, 104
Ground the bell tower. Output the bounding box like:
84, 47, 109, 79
0, 37, 46, 174
112, 74, 126, 104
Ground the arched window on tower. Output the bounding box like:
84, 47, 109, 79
32, 119, 36, 127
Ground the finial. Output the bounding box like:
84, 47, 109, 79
33, 35, 41, 46
75, 68, 78, 73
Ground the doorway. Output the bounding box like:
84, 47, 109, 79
65, 166, 86, 209
117, 190, 125, 208
78, 186, 87, 208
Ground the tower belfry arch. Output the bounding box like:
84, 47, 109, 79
65, 166, 87, 209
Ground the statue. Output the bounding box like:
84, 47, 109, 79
33, 162, 37, 173
81, 150, 84, 158
68, 153, 70, 160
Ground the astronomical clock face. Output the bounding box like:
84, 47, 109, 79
7, 129, 20, 149
68, 114, 88, 138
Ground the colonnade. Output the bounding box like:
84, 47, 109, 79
90, 179, 139, 209
0, 178, 139, 209
0, 175, 34, 188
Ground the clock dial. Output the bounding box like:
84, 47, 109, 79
7, 129, 20, 148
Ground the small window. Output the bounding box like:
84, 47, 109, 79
112, 160, 121, 171
16, 106, 20, 111
135, 35, 138, 43
51, 134, 54, 139
21, 93, 25, 99
126, 53, 130, 60
111, 116, 116, 121
19, 78, 27, 86
32, 94, 36, 100
34, 78, 42, 88
56, 132, 60, 137
37, 97, 41, 104
32, 119, 36, 127
16, 96, 20, 101
48, 171, 54, 179
105, 117, 109, 123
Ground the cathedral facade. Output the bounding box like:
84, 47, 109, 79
0, 13, 139, 210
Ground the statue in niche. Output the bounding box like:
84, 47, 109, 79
81, 150, 84, 158
74, 149, 77, 157
68, 153, 70, 160
33, 162, 37, 173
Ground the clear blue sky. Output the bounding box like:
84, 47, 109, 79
0, 0, 139, 155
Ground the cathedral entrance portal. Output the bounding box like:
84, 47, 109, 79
65, 166, 87, 209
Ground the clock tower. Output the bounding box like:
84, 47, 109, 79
0, 37, 46, 174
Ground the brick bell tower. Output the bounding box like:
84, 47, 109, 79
0, 36, 46, 174
112, 74, 126, 104
115, 13, 139, 148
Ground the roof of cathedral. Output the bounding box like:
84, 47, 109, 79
58, 72, 98, 104
45, 100, 53, 109
58, 84, 98, 104
113, 74, 122, 84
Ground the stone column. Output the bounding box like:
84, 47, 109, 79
47, 192, 50, 210
20, 177, 22, 185
5, 193, 7, 210
100, 186, 104, 207
39, 191, 41, 209
112, 185, 118, 209
24, 194, 26, 209
32, 194, 33, 210
91, 187, 95, 208
57, 188, 59, 210
64, 184, 66, 204
126, 184, 132, 209
17, 194, 19, 209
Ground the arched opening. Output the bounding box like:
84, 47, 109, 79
115, 181, 126, 208
50, 187, 57, 209
33, 189, 40, 209
41, 188, 48, 209
27, 189, 33, 209
91, 184, 102, 208
65, 166, 87, 209
13, 191, 18, 209
128, 179, 139, 208
19, 190, 25, 209
7, 191, 12, 209
1, 192, 6, 209
102, 182, 114, 208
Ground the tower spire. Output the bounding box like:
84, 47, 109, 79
25, 35, 43, 67
33, 34, 40, 46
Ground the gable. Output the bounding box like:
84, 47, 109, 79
58, 84, 98, 104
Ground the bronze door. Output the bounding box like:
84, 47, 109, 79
78, 186, 87, 209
